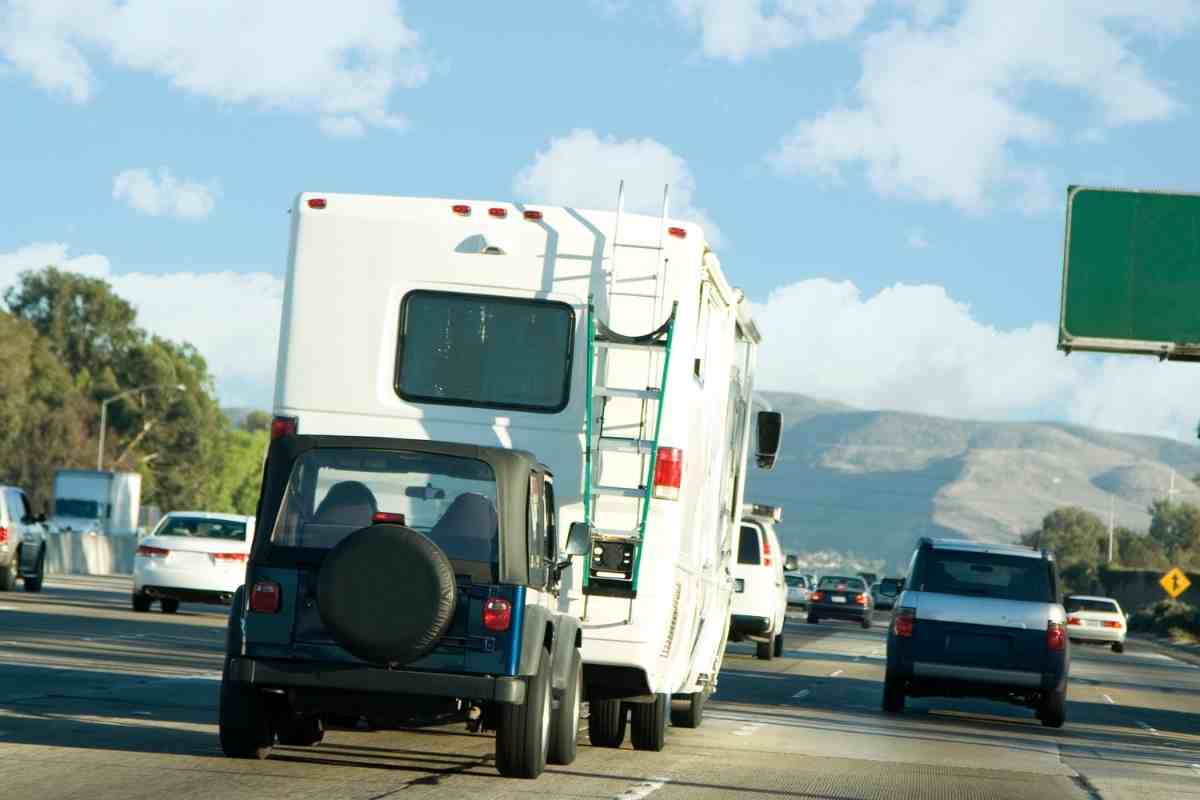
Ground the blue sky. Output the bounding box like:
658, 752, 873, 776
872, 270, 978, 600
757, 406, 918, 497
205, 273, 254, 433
3, 1, 1200, 439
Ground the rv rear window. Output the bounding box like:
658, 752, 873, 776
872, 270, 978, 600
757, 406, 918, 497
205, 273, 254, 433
395, 291, 575, 413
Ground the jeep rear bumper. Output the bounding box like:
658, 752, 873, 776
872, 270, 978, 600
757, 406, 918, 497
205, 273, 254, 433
227, 657, 527, 704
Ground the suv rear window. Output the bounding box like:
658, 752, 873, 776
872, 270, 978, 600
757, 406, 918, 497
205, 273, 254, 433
270, 448, 499, 565
737, 525, 761, 565
819, 576, 866, 591
396, 290, 575, 413
913, 548, 1053, 603
1065, 597, 1119, 614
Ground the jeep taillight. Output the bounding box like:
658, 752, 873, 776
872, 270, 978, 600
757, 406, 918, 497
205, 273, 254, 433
0, 527, 7, 544
483, 597, 512, 632
250, 580, 281, 613
1047, 621, 1066, 651
892, 607, 915, 638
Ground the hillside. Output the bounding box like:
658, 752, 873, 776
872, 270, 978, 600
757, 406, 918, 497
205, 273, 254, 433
746, 392, 1200, 570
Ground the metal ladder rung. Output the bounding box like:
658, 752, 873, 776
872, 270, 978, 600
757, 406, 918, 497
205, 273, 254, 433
597, 436, 651, 454
592, 484, 644, 499
613, 242, 664, 251
595, 339, 666, 351
595, 387, 660, 400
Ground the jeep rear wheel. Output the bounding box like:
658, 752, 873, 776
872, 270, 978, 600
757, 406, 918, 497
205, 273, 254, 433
218, 671, 273, 759
587, 697, 627, 748
496, 650, 551, 779
547, 649, 581, 766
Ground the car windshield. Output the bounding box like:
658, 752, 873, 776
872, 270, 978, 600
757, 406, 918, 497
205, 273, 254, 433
396, 291, 575, 413
1065, 597, 1119, 614
156, 516, 247, 541
914, 549, 1053, 603
819, 576, 865, 591
270, 448, 499, 565
54, 498, 101, 518
785, 575, 806, 587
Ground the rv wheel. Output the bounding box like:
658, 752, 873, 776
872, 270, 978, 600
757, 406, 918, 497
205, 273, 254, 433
630, 693, 668, 751
587, 697, 627, 748
670, 691, 705, 729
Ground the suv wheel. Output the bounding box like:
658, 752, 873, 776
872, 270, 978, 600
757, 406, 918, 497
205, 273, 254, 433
161, 598, 180, 614
630, 693, 668, 752
276, 715, 324, 747
588, 697, 627, 748
773, 632, 785, 657
131, 592, 151, 613
671, 691, 705, 729
496, 649, 551, 778
0, 557, 16, 592
881, 670, 905, 713
1038, 688, 1066, 728
756, 636, 774, 661
218, 671, 274, 759
22, 548, 45, 592
547, 649, 581, 766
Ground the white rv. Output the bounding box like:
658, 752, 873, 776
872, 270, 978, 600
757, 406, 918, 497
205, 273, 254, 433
272, 192, 780, 750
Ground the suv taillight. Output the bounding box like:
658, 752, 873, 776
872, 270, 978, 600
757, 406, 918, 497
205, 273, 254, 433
483, 597, 512, 631
1047, 621, 1066, 651
250, 580, 281, 613
652, 447, 682, 500
892, 607, 915, 638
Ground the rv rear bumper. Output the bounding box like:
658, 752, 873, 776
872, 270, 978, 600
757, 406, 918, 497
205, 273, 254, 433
226, 657, 526, 704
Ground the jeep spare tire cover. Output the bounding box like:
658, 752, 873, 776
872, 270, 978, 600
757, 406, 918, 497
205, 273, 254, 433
317, 525, 457, 665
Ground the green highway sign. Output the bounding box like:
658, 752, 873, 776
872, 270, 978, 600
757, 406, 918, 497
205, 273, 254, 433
1059, 186, 1200, 360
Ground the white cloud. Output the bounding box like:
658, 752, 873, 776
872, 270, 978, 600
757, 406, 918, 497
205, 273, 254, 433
112, 168, 217, 219
905, 228, 929, 249
0, 0, 428, 135
514, 129, 723, 246
1, 243, 280, 407
770, 2, 1197, 211
750, 278, 1200, 441
673, 0, 875, 60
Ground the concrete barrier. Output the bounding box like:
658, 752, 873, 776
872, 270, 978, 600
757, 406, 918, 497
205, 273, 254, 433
44, 531, 137, 576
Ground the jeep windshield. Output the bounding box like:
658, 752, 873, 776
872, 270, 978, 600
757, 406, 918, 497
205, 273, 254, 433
269, 448, 499, 565
914, 549, 1053, 603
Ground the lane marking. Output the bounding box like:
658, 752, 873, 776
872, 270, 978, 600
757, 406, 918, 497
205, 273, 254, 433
614, 779, 668, 799
791, 689, 811, 700
732, 721, 766, 737
1136, 721, 1160, 736
1102, 694, 1115, 705
829, 669, 844, 677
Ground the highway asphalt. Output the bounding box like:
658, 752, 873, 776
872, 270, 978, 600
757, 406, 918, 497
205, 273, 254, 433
0, 577, 1197, 799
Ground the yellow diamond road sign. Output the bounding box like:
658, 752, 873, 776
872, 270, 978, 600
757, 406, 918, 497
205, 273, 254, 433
1160, 567, 1191, 600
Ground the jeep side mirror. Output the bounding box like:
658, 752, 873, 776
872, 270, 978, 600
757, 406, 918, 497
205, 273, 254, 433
755, 411, 782, 470
564, 522, 590, 558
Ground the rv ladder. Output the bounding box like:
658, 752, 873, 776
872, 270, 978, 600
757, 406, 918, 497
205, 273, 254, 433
582, 295, 677, 601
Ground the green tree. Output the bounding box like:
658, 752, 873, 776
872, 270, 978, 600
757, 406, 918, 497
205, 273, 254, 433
1147, 500, 1200, 559
1114, 527, 1168, 569
241, 411, 272, 433
1023, 507, 1108, 593
211, 429, 269, 515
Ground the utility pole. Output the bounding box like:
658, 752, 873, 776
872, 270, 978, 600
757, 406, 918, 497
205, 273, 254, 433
1107, 495, 1115, 564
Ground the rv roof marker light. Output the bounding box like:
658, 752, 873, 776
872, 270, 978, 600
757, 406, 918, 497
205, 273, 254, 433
452, 204, 471, 216
488, 207, 508, 218
307, 198, 327, 209
668, 226, 687, 239
523, 210, 543, 221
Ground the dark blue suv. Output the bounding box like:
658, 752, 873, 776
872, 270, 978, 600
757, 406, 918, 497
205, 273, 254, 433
219, 431, 586, 778
883, 538, 1069, 728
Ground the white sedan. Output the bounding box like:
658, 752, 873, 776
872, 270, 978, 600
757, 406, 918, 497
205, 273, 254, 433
785, 574, 811, 607
132, 512, 255, 613
1065, 594, 1127, 653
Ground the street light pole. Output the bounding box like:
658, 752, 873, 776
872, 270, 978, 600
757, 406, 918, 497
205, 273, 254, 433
96, 383, 188, 471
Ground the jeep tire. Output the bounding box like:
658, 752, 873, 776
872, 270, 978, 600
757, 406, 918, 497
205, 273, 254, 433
630, 693, 668, 752
587, 697, 627, 748
218, 671, 274, 759
547, 649, 581, 766
496, 649, 551, 779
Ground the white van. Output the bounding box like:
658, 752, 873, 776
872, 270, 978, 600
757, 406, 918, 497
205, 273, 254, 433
273, 191, 781, 752
729, 504, 788, 660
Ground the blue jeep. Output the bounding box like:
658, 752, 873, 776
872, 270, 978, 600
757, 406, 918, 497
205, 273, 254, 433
219, 430, 586, 778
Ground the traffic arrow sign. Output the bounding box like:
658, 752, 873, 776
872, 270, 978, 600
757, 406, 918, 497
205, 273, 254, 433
1159, 567, 1191, 600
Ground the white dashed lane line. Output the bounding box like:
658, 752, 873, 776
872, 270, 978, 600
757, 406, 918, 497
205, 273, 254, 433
791, 689, 811, 700
829, 669, 844, 677
1101, 694, 1115, 705
1136, 721, 1160, 736
614, 779, 669, 799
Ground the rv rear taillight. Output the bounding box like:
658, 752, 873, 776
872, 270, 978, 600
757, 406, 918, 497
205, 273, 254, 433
761, 532, 772, 567
892, 607, 915, 638
668, 226, 687, 239
653, 447, 683, 500
136, 545, 169, 558
0, 527, 7, 544
270, 416, 298, 440
212, 552, 247, 563
523, 210, 543, 220
488, 207, 507, 218
483, 597, 512, 632
307, 198, 326, 209
372, 512, 408, 525
1046, 621, 1066, 651
452, 204, 471, 216
250, 580, 281, 614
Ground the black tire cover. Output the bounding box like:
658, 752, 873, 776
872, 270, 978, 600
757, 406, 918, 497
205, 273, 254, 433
316, 524, 457, 665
